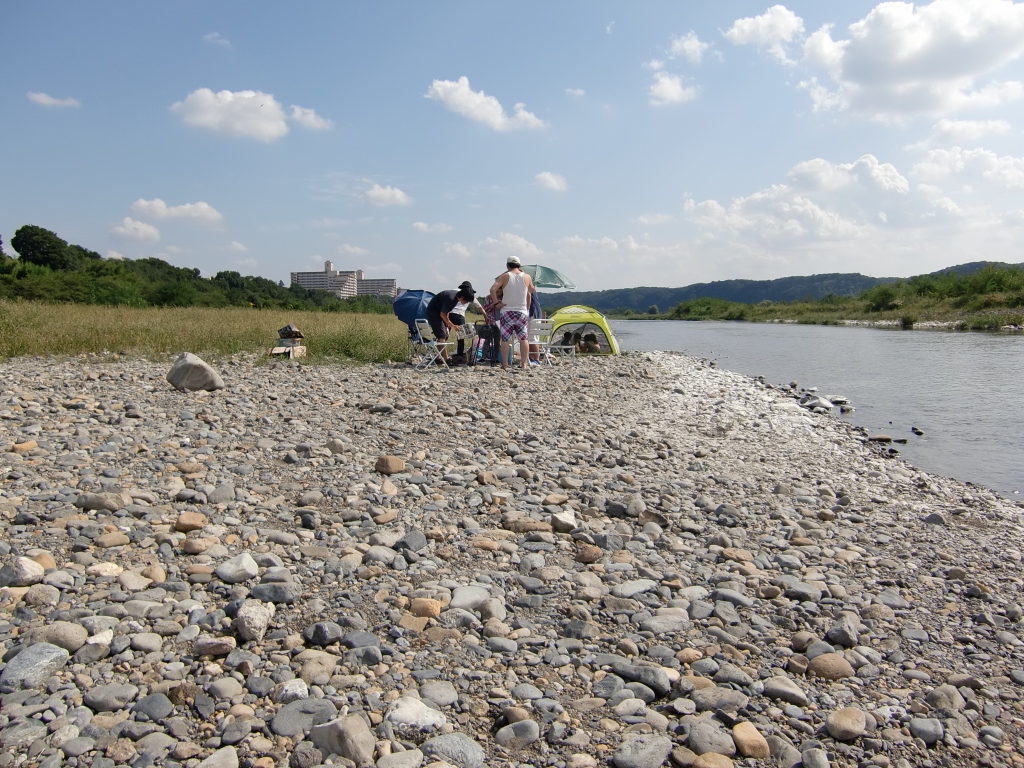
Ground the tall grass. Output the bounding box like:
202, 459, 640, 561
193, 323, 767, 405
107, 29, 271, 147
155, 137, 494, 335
0, 301, 410, 362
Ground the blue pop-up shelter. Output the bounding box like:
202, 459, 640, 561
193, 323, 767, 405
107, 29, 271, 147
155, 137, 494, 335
392, 290, 434, 340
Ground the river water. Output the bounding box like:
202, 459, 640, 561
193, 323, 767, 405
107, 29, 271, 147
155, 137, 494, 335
612, 320, 1024, 498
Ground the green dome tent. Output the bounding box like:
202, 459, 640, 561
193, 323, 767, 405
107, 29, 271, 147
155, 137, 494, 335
549, 305, 620, 355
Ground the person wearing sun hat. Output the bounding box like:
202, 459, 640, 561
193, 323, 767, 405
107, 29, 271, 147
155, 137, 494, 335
489, 256, 535, 370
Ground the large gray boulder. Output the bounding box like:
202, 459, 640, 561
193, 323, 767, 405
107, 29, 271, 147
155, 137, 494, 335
166, 353, 224, 392
0, 643, 70, 692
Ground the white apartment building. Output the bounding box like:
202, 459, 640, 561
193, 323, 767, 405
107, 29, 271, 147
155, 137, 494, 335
290, 262, 397, 299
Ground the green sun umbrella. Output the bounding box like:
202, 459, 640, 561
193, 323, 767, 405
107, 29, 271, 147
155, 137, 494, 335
520, 264, 576, 289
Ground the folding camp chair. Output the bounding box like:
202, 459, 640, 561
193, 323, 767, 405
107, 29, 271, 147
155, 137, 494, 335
414, 319, 454, 370
528, 318, 557, 366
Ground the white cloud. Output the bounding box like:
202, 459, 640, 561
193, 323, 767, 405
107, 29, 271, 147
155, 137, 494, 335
535, 171, 568, 192
911, 147, 1024, 188
649, 73, 697, 106
789, 155, 910, 195
800, 0, 1024, 121
106, 250, 125, 260
565, 88, 585, 97
670, 31, 710, 64
111, 217, 160, 242
226, 241, 248, 252
724, 5, 805, 64
203, 32, 231, 48
130, 198, 223, 223
365, 184, 412, 207
926, 118, 1012, 145
607, 22, 615, 35
338, 243, 369, 255
425, 76, 545, 131
683, 153, 923, 251
27, 92, 80, 108
443, 242, 472, 260
635, 213, 676, 225
170, 88, 289, 141
235, 258, 257, 266
478, 232, 543, 262
549, 146, 1024, 287
289, 105, 332, 130
412, 222, 453, 233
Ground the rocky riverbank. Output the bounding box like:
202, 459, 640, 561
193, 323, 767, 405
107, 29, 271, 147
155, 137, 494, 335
1, 351, 1023, 768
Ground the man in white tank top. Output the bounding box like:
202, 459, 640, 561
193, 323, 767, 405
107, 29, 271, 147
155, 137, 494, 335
488, 256, 535, 370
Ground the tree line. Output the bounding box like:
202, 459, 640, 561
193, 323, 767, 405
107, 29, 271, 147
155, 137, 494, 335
0, 225, 391, 313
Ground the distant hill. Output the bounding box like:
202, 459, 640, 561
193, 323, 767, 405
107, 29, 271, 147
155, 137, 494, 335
540, 273, 893, 313
540, 262, 1023, 313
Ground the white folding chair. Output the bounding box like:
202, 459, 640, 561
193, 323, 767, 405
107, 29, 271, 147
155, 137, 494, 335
548, 327, 577, 364
528, 319, 556, 366
414, 319, 454, 370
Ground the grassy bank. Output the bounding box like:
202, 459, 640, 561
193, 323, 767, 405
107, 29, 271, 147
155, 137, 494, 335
0, 301, 410, 362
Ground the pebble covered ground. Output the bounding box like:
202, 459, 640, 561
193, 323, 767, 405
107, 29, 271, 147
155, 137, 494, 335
1, 350, 1024, 768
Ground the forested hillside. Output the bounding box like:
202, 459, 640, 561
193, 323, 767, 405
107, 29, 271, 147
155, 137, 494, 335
540, 264, 1023, 313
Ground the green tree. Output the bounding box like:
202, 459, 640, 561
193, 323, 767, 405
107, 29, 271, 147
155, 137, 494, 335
11, 225, 80, 270
66, 244, 103, 263
647, 304, 659, 315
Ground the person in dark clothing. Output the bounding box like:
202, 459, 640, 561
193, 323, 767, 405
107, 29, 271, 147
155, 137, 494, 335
448, 281, 482, 363
425, 286, 474, 364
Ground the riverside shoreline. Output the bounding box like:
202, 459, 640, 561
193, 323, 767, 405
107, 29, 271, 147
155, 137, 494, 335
1, 351, 1023, 768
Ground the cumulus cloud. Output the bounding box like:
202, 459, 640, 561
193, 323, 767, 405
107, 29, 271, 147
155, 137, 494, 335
412, 222, 453, 233
478, 232, 543, 262
649, 73, 697, 106
171, 89, 288, 141
565, 88, 585, 97
551, 146, 1024, 286
106, 250, 125, 260
443, 242, 473, 260
131, 198, 223, 223
425, 76, 545, 131
111, 217, 160, 242
670, 31, 710, 64
27, 92, 80, 108
912, 147, 1024, 188
800, 0, 1024, 121
634, 213, 676, 225
535, 172, 568, 192
170, 89, 329, 140
226, 241, 248, 252
683, 153, 923, 250
922, 118, 1013, 146
289, 105, 332, 130
338, 243, 369, 256
203, 32, 231, 48
365, 184, 412, 207
724, 5, 805, 64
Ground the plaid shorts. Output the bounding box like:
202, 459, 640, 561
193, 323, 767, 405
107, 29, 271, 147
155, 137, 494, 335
499, 310, 529, 341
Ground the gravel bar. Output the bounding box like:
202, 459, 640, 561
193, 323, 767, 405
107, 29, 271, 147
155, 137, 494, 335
1, 350, 1023, 768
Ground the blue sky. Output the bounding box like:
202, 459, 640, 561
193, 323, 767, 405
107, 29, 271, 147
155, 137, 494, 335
4, 1, 1024, 292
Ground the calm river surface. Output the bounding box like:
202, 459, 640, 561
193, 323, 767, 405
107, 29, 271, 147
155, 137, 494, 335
612, 320, 1024, 498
